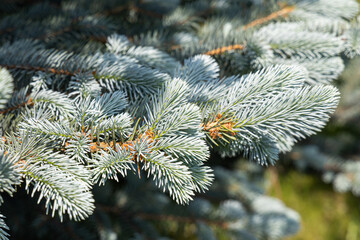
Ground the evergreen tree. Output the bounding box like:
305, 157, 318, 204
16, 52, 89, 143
0, 0, 359, 239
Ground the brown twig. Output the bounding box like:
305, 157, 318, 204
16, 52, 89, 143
184, 5, 295, 56
37, 23, 109, 42
0, 97, 33, 115
242, 5, 295, 30
203, 44, 244, 56
86, 129, 155, 178
1, 64, 78, 76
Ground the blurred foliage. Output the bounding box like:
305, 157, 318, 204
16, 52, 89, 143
266, 170, 360, 240
265, 55, 360, 240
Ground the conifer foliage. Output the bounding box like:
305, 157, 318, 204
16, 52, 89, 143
0, 0, 359, 239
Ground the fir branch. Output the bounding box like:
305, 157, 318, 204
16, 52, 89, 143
154, 136, 209, 165
24, 160, 94, 221
19, 118, 73, 140
140, 149, 194, 204
0, 213, 9, 240
91, 146, 135, 185
0, 68, 13, 110
32, 90, 75, 119
0, 152, 22, 199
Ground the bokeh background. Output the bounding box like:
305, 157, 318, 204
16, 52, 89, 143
1, 0, 360, 239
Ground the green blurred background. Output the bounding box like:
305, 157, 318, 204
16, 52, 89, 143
266, 169, 360, 240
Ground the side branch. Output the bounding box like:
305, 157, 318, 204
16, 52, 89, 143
200, 5, 294, 56
204, 44, 244, 56
1, 64, 77, 76
242, 5, 295, 30
0, 98, 33, 115
37, 24, 109, 43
